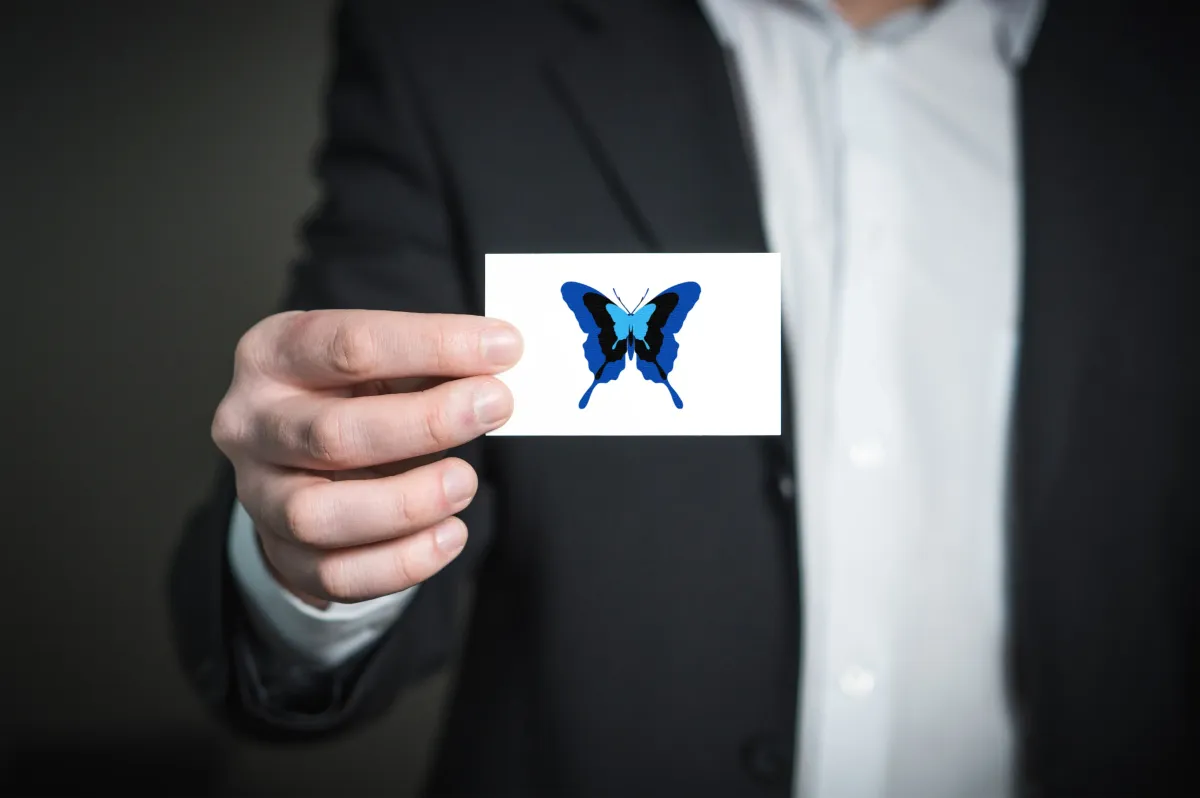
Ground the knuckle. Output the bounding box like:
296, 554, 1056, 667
385, 546, 417, 592
281, 486, 328, 547
305, 406, 352, 465
430, 324, 456, 374
329, 319, 377, 378
391, 483, 416, 529
232, 329, 257, 369
280, 309, 321, 353
210, 400, 245, 452
233, 321, 271, 374
418, 398, 456, 451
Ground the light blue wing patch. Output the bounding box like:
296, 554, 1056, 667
606, 303, 631, 351
630, 303, 655, 345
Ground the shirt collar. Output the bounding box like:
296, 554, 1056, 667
754, 0, 1044, 65
991, 0, 1044, 64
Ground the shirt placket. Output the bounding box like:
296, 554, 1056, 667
806, 33, 905, 798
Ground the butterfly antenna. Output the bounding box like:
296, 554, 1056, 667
631, 287, 650, 312
613, 288, 631, 314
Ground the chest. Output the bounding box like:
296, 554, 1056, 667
414, 0, 1200, 789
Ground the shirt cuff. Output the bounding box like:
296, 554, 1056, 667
227, 499, 417, 670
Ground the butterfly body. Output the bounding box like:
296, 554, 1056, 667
561, 281, 701, 409
608, 302, 656, 361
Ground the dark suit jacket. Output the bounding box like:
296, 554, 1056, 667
170, 1, 1200, 795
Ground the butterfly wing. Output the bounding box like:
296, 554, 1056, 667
560, 281, 628, 408
632, 282, 701, 408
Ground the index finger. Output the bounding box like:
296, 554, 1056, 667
267, 309, 523, 388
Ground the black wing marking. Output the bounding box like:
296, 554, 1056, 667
632, 291, 681, 376
582, 291, 627, 374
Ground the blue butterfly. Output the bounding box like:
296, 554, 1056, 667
560, 281, 702, 409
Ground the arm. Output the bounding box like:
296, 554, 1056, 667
168, 0, 495, 740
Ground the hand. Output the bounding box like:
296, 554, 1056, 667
211, 309, 522, 607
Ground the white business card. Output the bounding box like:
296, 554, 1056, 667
484, 252, 781, 436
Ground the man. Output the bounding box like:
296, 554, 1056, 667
170, 0, 1200, 795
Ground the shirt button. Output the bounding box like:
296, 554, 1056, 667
777, 474, 795, 501
839, 665, 877, 698
848, 440, 886, 467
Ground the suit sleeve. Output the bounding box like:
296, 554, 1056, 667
167, 0, 495, 741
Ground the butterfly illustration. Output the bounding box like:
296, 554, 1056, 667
560, 281, 701, 409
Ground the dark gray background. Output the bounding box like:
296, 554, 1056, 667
4, 1, 446, 794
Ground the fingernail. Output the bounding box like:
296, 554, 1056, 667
435, 520, 467, 554
472, 382, 510, 425
442, 463, 476, 505
479, 325, 523, 367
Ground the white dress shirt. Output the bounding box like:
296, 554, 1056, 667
229, 0, 1044, 795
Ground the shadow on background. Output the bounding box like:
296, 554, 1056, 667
3, 1, 449, 794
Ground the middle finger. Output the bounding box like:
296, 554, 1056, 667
252, 375, 512, 471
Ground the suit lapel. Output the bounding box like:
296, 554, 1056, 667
544, 0, 1107, 621
542, 0, 1191, 788
1011, 1, 1160, 567
546, 0, 795, 473
1010, 2, 1196, 786
546, 0, 766, 255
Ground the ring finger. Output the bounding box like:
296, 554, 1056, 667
246, 456, 478, 549
259, 515, 469, 604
